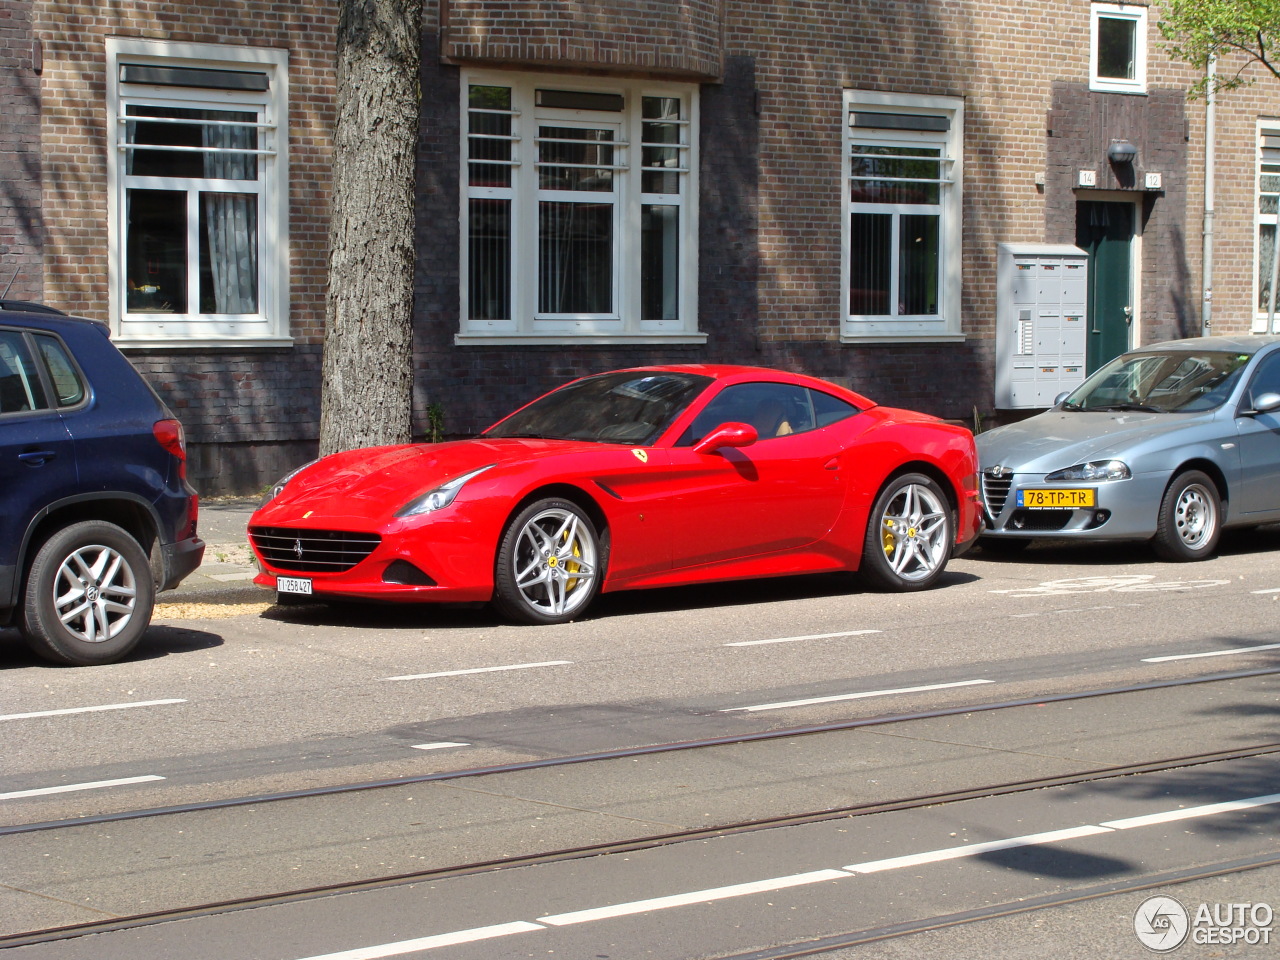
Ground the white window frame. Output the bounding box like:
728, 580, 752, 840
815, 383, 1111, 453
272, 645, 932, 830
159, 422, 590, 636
1256, 120, 1280, 332
106, 38, 290, 347
841, 90, 963, 343
1090, 2, 1148, 94
457, 70, 703, 345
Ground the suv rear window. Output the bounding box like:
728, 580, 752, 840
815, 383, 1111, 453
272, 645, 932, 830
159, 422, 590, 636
34, 334, 87, 406
0, 331, 49, 414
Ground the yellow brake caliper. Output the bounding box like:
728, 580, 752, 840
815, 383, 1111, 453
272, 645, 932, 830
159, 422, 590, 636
882, 518, 897, 557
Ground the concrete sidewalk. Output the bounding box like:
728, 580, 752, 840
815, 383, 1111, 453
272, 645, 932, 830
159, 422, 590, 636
165, 496, 263, 605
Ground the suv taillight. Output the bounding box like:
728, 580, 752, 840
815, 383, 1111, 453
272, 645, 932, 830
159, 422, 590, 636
153, 418, 188, 480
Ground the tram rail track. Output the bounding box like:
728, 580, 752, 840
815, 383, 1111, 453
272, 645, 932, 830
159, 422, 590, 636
5, 665, 1279, 840
4, 667, 1280, 950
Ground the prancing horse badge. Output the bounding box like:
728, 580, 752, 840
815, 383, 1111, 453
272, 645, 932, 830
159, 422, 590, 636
631, 449, 648, 463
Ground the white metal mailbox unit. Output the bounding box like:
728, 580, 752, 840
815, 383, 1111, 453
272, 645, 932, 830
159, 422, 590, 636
994, 243, 1090, 409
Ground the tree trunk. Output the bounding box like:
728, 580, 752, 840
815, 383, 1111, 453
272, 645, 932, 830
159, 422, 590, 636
319, 0, 424, 455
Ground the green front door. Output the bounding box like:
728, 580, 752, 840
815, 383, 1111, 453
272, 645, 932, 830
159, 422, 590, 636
1076, 201, 1134, 373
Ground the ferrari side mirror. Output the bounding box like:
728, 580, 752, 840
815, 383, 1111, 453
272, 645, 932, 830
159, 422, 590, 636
693, 422, 758, 455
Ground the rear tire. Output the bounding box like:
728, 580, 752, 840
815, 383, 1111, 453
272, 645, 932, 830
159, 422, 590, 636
20, 520, 155, 666
1151, 470, 1221, 562
858, 473, 953, 591
493, 499, 603, 624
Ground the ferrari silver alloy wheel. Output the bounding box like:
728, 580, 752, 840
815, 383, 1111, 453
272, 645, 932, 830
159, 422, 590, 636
52, 541, 140, 643
1172, 481, 1217, 550
878, 481, 950, 582
512, 505, 599, 619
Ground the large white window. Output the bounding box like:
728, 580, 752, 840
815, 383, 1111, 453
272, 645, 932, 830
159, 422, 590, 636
107, 39, 290, 346
842, 91, 963, 342
1257, 122, 1280, 332
459, 72, 701, 344
1090, 2, 1147, 94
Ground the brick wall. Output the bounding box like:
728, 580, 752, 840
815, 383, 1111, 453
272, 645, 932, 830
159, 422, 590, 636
31, 0, 341, 493
0, 0, 42, 300
442, 0, 723, 79
21, 1, 1280, 493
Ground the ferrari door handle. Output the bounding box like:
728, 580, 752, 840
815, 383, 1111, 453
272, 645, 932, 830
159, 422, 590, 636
18, 450, 57, 466
824, 458, 839, 471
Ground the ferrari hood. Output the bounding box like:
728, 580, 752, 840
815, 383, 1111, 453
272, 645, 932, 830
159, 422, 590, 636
976, 410, 1205, 473
255, 438, 593, 526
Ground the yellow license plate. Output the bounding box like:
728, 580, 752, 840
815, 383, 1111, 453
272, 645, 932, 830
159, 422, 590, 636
1018, 488, 1096, 509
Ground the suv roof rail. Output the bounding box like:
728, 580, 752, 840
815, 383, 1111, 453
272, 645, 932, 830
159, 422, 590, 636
0, 300, 68, 316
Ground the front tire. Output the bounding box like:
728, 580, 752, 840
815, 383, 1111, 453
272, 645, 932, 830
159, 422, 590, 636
1151, 470, 1221, 562
20, 521, 156, 666
859, 473, 953, 591
493, 499, 603, 625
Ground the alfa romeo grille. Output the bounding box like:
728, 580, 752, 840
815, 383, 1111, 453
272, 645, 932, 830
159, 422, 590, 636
981, 470, 1013, 516
250, 527, 381, 573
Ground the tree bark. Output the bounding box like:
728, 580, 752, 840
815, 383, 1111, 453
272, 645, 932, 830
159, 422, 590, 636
319, 0, 424, 455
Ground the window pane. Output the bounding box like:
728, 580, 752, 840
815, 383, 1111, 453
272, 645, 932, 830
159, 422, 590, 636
469, 197, 510, 320
1097, 17, 1136, 80
1259, 223, 1278, 312
125, 105, 258, 179
850, 212, 892, 315
850, 145, 941, 204
468, 85, 513, 188
641, 204, 679, 321
539, 201, 612, 313
539, 126, 614, 191
126, 189, 187, 314
899, 214, 939, 315
34, 335, 85, 406
200, 192, 258, 314
0, 331, 48, 413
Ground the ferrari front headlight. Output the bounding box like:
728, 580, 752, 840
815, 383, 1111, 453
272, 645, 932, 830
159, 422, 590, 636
261, 459, 320, 506
1044, 460, 1131, 482
396, 465, 494, 517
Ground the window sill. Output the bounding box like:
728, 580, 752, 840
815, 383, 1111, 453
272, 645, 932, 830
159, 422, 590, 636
840, 333, 967, 345
115, 336, 295, 351
455, 332, 708, 346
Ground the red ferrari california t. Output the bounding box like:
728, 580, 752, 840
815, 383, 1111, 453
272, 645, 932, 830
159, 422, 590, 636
249, 366, 982, 624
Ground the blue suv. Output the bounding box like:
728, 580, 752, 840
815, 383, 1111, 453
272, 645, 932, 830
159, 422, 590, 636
1, 304, 204, 665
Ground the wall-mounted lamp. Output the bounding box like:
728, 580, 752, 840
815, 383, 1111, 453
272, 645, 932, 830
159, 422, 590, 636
1107, 139, 1138, 164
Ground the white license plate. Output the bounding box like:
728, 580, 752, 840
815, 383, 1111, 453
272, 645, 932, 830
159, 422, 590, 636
277, 576, 313, 595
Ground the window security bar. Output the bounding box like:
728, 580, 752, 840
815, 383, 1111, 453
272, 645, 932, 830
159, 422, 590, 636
468, 133, 520, 142
118, 143, 277, 157
469, 108, 521, 116
120, 116, 275, 131
849, 150, 952, 163
466, 158, 522, 167
849, 174, 954, 185
534, 161, 629, 172
534, 136, 628, 148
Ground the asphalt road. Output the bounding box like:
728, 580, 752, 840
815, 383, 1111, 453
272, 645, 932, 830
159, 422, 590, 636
3, 527, 1280, 957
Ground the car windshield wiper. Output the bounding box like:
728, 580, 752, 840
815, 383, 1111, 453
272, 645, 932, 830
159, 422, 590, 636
1104, 402, 1163, 413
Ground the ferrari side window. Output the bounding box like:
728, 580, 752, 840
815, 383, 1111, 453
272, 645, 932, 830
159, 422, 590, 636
811, 389, 858, 428
679, 383, 852, 445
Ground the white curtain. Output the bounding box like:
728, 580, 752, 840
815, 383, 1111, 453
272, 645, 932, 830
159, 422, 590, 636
202, 121, 258, 314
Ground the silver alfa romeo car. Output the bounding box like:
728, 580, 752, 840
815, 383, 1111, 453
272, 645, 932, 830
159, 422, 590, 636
977, 335, 1280, 561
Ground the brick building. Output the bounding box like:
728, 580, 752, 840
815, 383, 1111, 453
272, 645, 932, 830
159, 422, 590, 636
3, 0, 1278, 494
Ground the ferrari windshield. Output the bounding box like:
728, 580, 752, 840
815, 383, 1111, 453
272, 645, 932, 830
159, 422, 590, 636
1061, 350, 1252, 413
485, 371, 714, 444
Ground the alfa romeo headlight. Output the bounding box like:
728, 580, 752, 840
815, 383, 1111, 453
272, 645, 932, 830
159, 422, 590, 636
1044, 460, 1130, 482
396, 465, 494, 517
